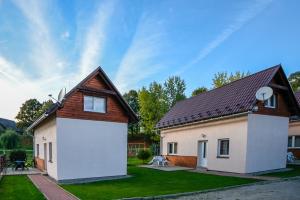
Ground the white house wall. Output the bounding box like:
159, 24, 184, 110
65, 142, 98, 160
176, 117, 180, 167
246, 114, 288, 173
161, 116, 248, 173
34, 117, 57, 179
56, 118, 127, 181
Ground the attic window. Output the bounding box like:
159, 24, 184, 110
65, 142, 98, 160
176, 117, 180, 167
264, 94, 277, 109
84, 96, 106, 113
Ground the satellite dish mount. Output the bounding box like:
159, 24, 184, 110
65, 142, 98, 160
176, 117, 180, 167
255, 86, 273, 101
48, 88, 66, 106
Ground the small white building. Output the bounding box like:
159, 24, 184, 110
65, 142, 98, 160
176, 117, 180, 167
156, 65, 300, 173
288, 91, 300, 159
28, 67, 138, 183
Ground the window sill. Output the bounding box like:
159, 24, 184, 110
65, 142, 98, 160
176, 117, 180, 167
48, 160, 53, 163
84, 110, 106, 114
288, 147, 300, 149
264, 106, 276, 109
217, 156, 229, 159
167, 154, 178, 156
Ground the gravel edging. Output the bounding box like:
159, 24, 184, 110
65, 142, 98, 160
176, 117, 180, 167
122, 176, 300, 200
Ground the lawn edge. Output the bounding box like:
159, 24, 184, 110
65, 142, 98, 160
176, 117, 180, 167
122, 176, 300, 200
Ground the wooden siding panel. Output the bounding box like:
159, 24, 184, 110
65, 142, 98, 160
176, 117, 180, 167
85, 76, 109, 90
256, 90, 290, 117
57, 90, 129, 123
35, 157, 45, 171
166, 155, 197, 168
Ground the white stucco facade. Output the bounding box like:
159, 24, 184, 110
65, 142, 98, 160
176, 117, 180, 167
34, 117, 58, 179
34, 117, 128, 182
161, 113, 289, 173
246, 114, 288, 173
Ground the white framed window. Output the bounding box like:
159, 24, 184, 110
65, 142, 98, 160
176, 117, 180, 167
36, 144, 39, 157
288, 136, 300, 148
168, 142, 178, 155
49, 142, 52, 162
84, 96, 106, 113
264, 94, 277, 108
218, 139, 229, 157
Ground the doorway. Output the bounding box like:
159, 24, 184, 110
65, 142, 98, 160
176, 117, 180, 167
44, 143, 47, 171
197, 141, 207, 168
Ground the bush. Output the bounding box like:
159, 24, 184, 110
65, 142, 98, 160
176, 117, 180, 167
9, 150, 27, 162
0, 129, 20, 149
137, 149, 151, 163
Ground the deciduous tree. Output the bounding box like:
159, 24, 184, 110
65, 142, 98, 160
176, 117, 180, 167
288, 71, 300, 91
191, 87, 208, 96
164, 76, 186, 109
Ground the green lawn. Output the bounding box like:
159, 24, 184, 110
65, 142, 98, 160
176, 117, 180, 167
0, 176, 44, 200
263, 165, 300, 178
62, 158, 258, 200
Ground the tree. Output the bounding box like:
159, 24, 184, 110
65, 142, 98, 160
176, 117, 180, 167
123, 90, 140, 135
137, 149, 151, 164
288, 71, 300, 91
138, 82, 168, 137
37, 100, 54, 117
0, 129, 20, 149
164, 76, 186, 109
123, 90, 139, 114
212, 71, 250, 88
15, 99, 53, 131
191, 87, 208, 96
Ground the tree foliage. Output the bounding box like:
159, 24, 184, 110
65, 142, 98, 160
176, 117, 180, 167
164, 76, 186, 109
138, 82, 168, 136
15, 99, 53, 130
288, 71, 300, 91
123, 90, 140, 135
212, 71, 250, 88
0, 129, 20, 149
137, 149, 151, 163
191, 87, 208, 96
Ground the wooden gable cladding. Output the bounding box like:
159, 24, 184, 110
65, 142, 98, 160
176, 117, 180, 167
56, 73, 129, 123
256, 91, 290, 117
84, 75, 109, 90
57, 90, 129, 123
256, 70, 292, 117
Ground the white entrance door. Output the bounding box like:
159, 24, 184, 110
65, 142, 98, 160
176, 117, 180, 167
44, 143, 47, 171
197, 141, 207, 168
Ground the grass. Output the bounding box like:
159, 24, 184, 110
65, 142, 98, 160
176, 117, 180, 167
263, 165, 300, 178
62, 157, 258, 200
0, 176, 44, 200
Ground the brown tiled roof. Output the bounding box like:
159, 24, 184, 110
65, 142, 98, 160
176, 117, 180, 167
156, 65, 284, 129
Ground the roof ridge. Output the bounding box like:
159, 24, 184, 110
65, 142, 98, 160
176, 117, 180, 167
185, 64, 281, 102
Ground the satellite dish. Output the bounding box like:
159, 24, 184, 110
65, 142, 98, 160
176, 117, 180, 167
58, 88, 66, 103
255, 86, 273, 101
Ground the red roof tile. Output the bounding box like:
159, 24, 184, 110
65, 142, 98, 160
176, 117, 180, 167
156, 65, 282, 129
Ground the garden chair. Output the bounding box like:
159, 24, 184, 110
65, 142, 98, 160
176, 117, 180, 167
287, 152, 296, 163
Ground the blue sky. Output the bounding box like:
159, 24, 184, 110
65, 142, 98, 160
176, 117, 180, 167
0, 0, 300, 120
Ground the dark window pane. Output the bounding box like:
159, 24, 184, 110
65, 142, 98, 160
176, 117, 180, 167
295, 136, 300, 147
288, 137, 293, 147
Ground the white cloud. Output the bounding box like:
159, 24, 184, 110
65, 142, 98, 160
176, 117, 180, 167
12, 0, 64, 76
61, 31, 70, 39
0, 56, 48, 120
77, 0, 115, 80
177, 0, 273, 74
114, 14, 166, 93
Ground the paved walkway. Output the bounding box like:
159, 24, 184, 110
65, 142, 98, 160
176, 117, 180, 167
190, 169, 280, 181
4, 167, 41, 175
172, 178, 300, 200
28, 174, 79, 200
140, 165, 193, 171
